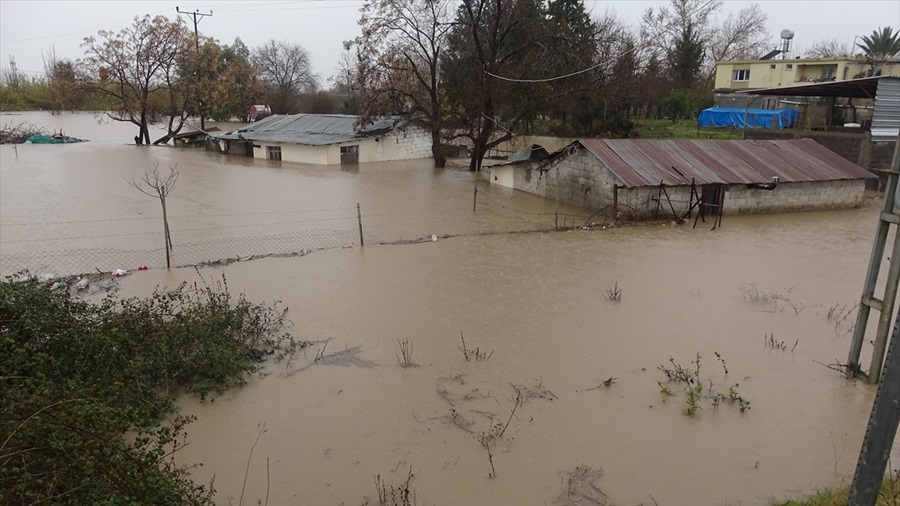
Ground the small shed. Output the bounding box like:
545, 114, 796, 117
492, 138, 875, 221
170, 126, 220, 148
216, 113, 432, 165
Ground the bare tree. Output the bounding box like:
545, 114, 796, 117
327, 49, 359, 114
350, 0, 454, 168
1, 62, 22, 90
252, 39, 319, 113
80, 15, 189, 145
804, 38, 854, 58
707, 4, 770, 66
125, 163, 179, 268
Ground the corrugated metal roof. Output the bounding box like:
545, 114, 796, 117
741, 76, 886, 99
506, 144, 550, 163
217, 114, 404, 145
872, 77, 900, 142
576, 138, 875, 188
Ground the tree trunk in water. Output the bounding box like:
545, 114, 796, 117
431, 127, 446, 168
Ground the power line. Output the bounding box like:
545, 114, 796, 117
0, 8, 171, 45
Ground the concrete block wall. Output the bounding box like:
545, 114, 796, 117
871, 142, 897, 171
373, 126, 433, 161
724, 180, 865, 214
541, 150, 619, 210
618, 179, 866, 218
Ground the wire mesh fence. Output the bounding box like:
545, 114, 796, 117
0, 227, 384, 277
0, 198, 584, 278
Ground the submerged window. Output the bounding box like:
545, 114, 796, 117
340, 145, 359, 164
267, 146, 282, 161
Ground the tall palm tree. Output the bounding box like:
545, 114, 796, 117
856, 26, 900, 60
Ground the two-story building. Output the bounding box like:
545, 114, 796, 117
716, 56, 900, 91
713, 56, 900, 129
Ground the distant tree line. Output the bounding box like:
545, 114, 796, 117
0, 14, 349, 144
0, 1, 895, 168
349, 0, 774, 169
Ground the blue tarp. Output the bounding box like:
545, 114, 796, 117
697, 107, 800, 130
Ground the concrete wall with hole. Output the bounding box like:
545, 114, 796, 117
491, 147, 868, 220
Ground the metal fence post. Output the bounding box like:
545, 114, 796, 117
848, 308, 900, 505
357, 203, 364, 247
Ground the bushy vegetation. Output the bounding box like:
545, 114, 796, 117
773, 472, 900, 505
0, 275, 306, 504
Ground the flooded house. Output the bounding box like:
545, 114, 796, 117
490, 138, 876, 220
216, 113, 432, 165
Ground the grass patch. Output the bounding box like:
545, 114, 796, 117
773, 474, 900, 505
634, 118, 742, 140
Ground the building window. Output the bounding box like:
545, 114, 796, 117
340, 145, 359, 164
786, 64, 793, 70
821, 66, 837, 80
769, 64, 776, 70
732, 69, 750, 81
267, 146, 281, 161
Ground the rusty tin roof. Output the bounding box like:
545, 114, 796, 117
576, 138, 876, 188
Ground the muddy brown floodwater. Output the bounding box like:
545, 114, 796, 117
2, 111, 899, 505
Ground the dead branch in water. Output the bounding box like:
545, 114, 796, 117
239, 422, 267, 506
458, 332, 493, 361
374, 466, 417, 506
0, 121, 49, 144
556, 465, 609, 506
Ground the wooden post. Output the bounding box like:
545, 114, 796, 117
654, 180, 663, 220
357, 203, 364, 247
555, 167, 560, 230
612, 185, 619, 225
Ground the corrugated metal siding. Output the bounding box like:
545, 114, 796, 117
578, 138, 875, 188
217, 114, 402, 145
872, 77, 900, 143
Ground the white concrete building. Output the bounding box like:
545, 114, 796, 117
491, 138, 875, 220
217, 114, 433, 165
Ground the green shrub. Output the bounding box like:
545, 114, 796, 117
0, 275, 306, 504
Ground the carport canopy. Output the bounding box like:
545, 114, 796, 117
739, 76, 884, 99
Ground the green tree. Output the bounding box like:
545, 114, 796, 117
444, 0, 563, 170
188, 37, 264, 122
670, 21, 705, 89
856, 26, 900, 60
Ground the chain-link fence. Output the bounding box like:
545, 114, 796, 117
1, 198, 583, 278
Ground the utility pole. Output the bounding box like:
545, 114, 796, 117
176, 6, 212, 130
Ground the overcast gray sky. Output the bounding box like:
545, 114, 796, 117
1, 0, 898, 84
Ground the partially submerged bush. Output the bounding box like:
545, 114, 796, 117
0, 275, 306, 504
